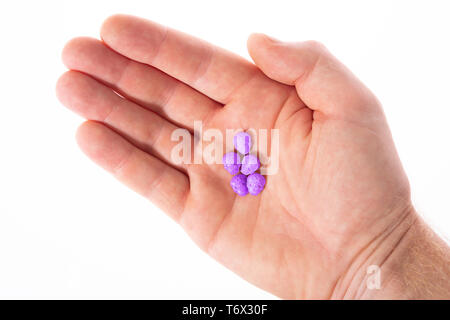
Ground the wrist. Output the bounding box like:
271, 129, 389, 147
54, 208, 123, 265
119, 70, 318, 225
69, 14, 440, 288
365, 215, 450, 299
333, 205, 450, 299
358, 210, 419, 299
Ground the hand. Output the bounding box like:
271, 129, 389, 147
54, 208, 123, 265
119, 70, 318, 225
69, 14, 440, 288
57, 14, 449, 299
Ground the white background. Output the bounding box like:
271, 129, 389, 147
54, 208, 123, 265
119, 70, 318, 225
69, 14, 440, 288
0, 0, 449, 299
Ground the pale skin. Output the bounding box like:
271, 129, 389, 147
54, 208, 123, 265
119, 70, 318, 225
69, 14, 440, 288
56, 14, 450, 299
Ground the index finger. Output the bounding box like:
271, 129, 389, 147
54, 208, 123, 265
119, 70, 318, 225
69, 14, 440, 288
100, 14, 259, 104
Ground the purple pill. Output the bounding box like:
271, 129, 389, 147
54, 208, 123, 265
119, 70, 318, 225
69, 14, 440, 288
234, 132, 252, 155
222, 152, 241, 175
246, 173, 266, 195
240, 154, 260, 175
230, 174, 248, 196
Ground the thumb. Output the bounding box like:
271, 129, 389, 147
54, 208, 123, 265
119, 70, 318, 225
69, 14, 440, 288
247, 33, 380, 119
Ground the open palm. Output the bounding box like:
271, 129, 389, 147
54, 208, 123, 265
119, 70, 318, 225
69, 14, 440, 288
57, 15, 414, 299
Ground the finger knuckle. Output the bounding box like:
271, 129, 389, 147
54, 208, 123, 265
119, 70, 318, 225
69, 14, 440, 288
304, 40, 327, 53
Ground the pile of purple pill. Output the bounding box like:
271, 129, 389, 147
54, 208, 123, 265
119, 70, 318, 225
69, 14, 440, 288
223, 132, 266, 196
